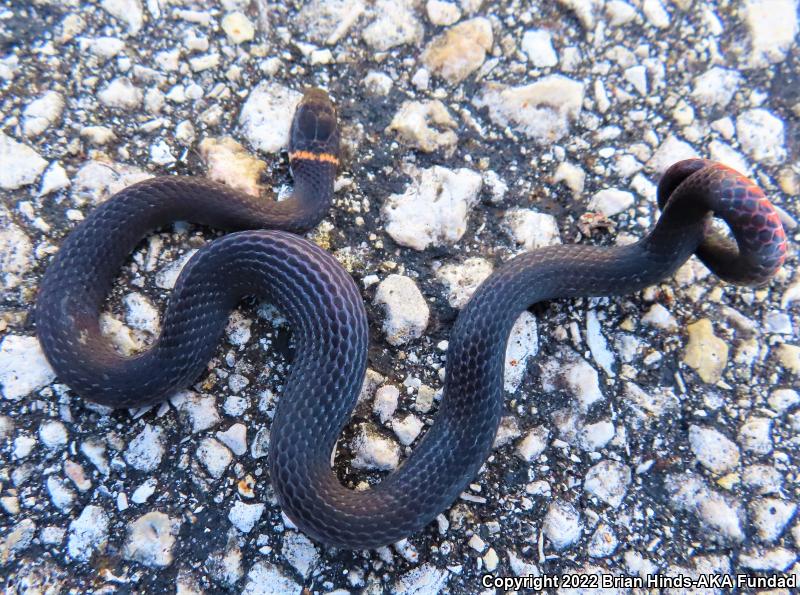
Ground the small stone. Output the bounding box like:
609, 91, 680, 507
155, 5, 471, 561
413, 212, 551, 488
362, 0, 423, 51
123, 292, 159, 334
777, 344, 800, 375
504, 312, 539, 394
688, 425, 740, 474
382, 165, 482, 251
742, 465, 783, 495
741, 0, 798, 68
242, 561, 301, 595
228, 501, 265, 533
131, 479, 157, 504
373, 385, 400, 423
392, 414, 424, 446
739, 547, 797, 572
39, 421, 68, 449
547, 355, 603, 412
435, 257, 493, 309
504, 209, 561, 251
516, 426, 549, 461
543, 500, 582, 550
13, 435, 35, 459
0, 134, 48, 189
68, 505, 109, 561
282, 532, 319, 578
624, 65, 647, 94
47, 476, 75, 512
216, 423, 247, 456
553, 161, 586, 197
352, 425, 400, 470
101, 0, 144, 34
81, 126, 116, 146
691, 67, 741, 109
642, 303, 678, 330
0, 221, 33, 291
605, 1, 637, 27
768, 388, 799, 414
98, 77, 143, 110
642, 0, 669, 28
588, 188, 635, 217
588, 523, 618, 557
123, 512, 179, 568
751, 498, 797, 542
0, 335, 56, 401
1, 519, 36, 562
426, 0, 461, 26
373, 275, 429, 346
738, 417, 772, 454
298, 0, 365, 45
189, 53, 220, 72
666, 473, 744, 542
584, 460, 631, 508
39, 162, 70, 196
683, 319, 728, 383
23, 91, 64, 137
647, 134, 697, 174
468, 534, 486, 552
386, 100, 458, 154
197, 438, 233, 479
578, 420, 615, 452
736, 109, 786, 165
363, 71, 393, 96
239, 82, 303, 154
521, 29, 558, 68
125, 424, 165, 472
474, 76, 585, 144
222, 12, 255, 44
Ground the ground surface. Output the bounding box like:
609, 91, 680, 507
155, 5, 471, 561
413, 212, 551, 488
1, 0, 799, 593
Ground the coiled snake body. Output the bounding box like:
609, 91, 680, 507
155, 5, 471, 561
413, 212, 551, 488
35, 89, 788, 548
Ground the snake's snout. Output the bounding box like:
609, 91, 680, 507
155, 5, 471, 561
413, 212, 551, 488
290, 88, 339, 157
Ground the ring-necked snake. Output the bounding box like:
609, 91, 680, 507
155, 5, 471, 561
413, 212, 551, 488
35, 88, 788, 548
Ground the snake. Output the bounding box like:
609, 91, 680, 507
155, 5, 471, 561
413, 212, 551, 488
35, 87, 788, 549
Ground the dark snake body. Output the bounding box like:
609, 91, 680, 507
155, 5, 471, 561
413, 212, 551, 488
35, 89, 788, 549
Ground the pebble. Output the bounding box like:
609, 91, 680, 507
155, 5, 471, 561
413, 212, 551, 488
777, 344, 800, 375
521, 29, 558, 68
216, 423, 247, 456
426, 0, 461, 26
363, 71, 393, 96
742, 464, 784, 495
751, 498, 797, 542
0, 221, 33, 291
101, 0, 144, 34
738, 417, 773, 454
666, 473, 744, 542
0, 335, 56, 400
170, 390, 220, 433
392, 414, 424, 445
282, 532, 319, 578
543, 500, 582, 550
22, 91, 64, 137
124, 512, 179, 567
352, 425, 400, 470
98, 77, 143, 110
578, 420, 615, 452
39, 420, 68, 449
131, 478, 157, 504
373, 274, 429, 346
47, 476, 75, 512
736, 109, 786, 165
435, 257, 493, 309
691, 67, 741, 109
72, 157, 151, 205
504, 312, 539, 393
206, 543, 244, 587
382, 165, 482, 251
222, 12, 255, 44
553, 161, 586, 197
13, 435, 36, 459
688, 425, 740, 474
624, 65, 648, 95
543, 353, 603, 412
646, 134, 697, 174
516, 425, 549, 462
228, 501, 265, 533
641, 303, 677, 330
0, 134, 48, 189
239, 82, 303, 154
605, 1, 637, 27
504, 209, 561, 251
67, 505, 109, 561
373, 385, 400, 423
768, 388, 800, 414
39, 162, 70, 196
124, 424, 165, 472
298, 0, 365, 45
588, 523, 618, 558
642, 0, 670, 28
123, 292, 159, 334
584, 460, 631, 508
386, 100, 458, 154
682, 319, 728, 384
242, 561, 301, 595
81, 125, 116, 145
739, 547, 797, 572
362, 0, 423, 51
1, 519, 36, 563
197, 437, 233, 479
741, 0, 798, 68
474, 75, 585, 143
393, 563, 449, 595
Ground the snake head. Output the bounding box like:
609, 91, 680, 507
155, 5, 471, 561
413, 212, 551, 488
289, 88, 340, 161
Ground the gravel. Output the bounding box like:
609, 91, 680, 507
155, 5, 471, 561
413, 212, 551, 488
1, 0, 798, 592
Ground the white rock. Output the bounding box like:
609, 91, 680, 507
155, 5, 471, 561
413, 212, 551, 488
362, 0, 423, 51
666, 473, 744, 542
483, 170, 508, 203
688, 425, 740, 474
386, 100, 458, 154
0, 221, 33, 291
769, 388, 800, 414
586, 310, 615, 376
739, 547, 797, 571
23, 91, 64, 137
436, 257, 493, 309
394, 563, 449, 595
504, 312, 539, 393
216, 423, 247, 456
584, 460, 631, 508
588, 523, 618, 557
39, 421, 68, 449
516, 426, 549, 461
102, 0, 144, 34
81, 441, 109, 475
553, 161, 586, 197
504, 209, 561, 251
624, 65, 647, 95
282, 532, 319, 578
131, 478, 157, 504
474, 76, 585, 144
124, 424, 165, 472
373, 274, 429, 346
605, 1, 638, 27
543, 501, 582, 550
646, 135, 697, 174
363, 71, 393, 96
123, 292, 159, 334
426, 0, 461, 26
708, 141, 750, 175
578, 420, 615, 451
382, 165, 482, 251
40, 526, 66, 546
742, 464, 783, 495
39, 162, 70, 196
13, 435, 34, 459
352, 425, 400, 470
98, 77, 143, 110
561, 356, 603, 411
124, 512, 179, 567
392, 414, 424, 446
47, 476, 75, 512
521, 30, 558, 68
170, 390, 220, 434
239, 82, 303, 154
150, 141, 175, 166
0, 335, 56, 400
588, 188, 634, 217
228, 501, 265, 533
691, 67, 741, 109
81, 36, 125, 60
751, 498, 797, 542
242, 561, 301, 595
197, 438, 233, 479
0, 134, 48, 189
222, 12, 255, 44
71, 158, 151, 206
738, 416, 773, 454
741, 0, 799, 68
642, 0, 669, 28
642, 303, 678, 330
68, 505, 109, 561
297, 0, 365, 45
155, 250, 197, 289
372, 385, 399, 423
556, 0, 599, 29
736, 109, 786, 165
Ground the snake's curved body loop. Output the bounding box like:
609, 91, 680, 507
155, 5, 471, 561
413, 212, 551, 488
35, 86, 787, 548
